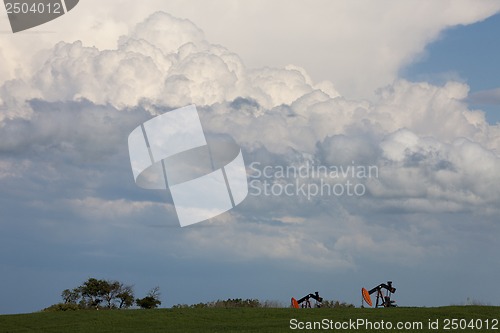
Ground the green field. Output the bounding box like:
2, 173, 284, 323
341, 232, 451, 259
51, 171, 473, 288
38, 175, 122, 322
0, 306, 499, 332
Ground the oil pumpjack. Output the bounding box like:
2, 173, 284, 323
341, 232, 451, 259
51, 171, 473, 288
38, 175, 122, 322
361, 281, 397, 308
291, 291, 323, 308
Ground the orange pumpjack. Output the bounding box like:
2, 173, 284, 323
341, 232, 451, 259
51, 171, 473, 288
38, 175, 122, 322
361, 281, 397, 308
291, 291, 323, 308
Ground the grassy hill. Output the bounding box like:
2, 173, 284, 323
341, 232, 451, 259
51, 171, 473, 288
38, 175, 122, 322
0, 306, 498, 332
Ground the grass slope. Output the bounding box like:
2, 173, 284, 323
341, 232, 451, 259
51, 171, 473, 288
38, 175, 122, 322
0, 306, 499, 332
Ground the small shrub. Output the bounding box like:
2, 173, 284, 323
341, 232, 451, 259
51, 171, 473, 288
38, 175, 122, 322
261, 300, 284, 308
321, 300, 355, 308
43, 303, 80, 312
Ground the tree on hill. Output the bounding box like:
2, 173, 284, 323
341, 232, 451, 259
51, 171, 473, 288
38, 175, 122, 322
117, 284, 135, 309
45, 278, 163, 311
62, 288, 80, 304
136, 286, 161, 309
50, 278, 136, 310
80, 278, 106, 309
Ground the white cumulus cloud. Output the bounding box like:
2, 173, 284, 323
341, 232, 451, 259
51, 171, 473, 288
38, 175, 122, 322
0, 10, 499, 274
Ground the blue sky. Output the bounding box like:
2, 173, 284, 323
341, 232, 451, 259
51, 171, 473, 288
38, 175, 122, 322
402, 13, 500, 124
0, 1, 499, 315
